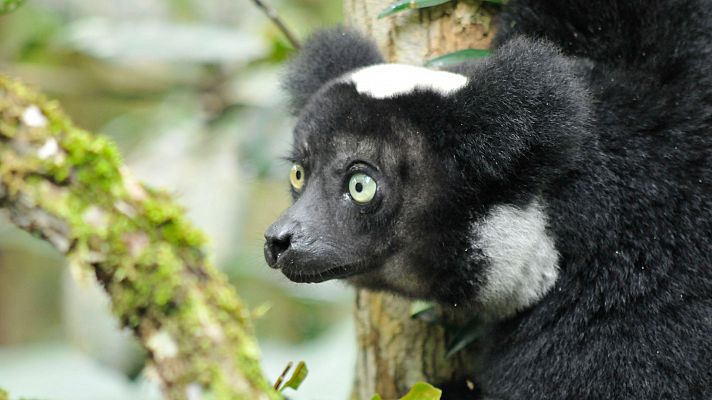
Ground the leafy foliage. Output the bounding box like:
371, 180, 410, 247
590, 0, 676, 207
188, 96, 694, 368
378, 0, 503, 18
281, 361, 309, 391
401, 382, 443, 399
372, 382, 443, 400
410, 300, 440, 323
378, 0, 451, 19
0, 0, 25, 14
425, 49, 492, 68
445, 317, 486, 358
273, 360, 309, 393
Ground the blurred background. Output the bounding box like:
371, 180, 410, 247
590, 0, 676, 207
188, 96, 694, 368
0, 1, 355, 399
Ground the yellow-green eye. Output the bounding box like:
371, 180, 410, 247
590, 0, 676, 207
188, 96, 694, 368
348, 172, 377, 204
290, 164, 305, 191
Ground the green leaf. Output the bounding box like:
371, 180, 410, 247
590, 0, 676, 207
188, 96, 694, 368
281, 361, 308, 391
425, 49, 492, 68
410, 300, 435, 316
0, 388, 7, 400
0, 0, 26, 14
410, 300, 439, 323
483, 0, 503, 4
400, 382, 442, 400
371, 395, 384, 400
445, 317, 486, 358
378, 0, 452, 19
251, 301, 272, 319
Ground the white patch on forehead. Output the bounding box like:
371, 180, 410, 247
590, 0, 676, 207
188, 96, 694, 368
472, 198, 559, 318
346, 64, 468, 99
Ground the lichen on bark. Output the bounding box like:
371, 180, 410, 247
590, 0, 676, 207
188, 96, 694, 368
0, 76, 280, 400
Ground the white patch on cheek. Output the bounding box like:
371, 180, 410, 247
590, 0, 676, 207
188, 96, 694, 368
472, 198, 559, 317
346, 64, 468, 99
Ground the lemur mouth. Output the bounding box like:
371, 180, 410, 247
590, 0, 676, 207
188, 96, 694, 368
280, 258, 378, 283
282, 265, 357, 283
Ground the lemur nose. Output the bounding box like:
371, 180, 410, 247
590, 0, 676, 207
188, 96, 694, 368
264, 229, 292, 268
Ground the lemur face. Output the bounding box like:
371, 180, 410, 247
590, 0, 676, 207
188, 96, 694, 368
264, 67, 462, 298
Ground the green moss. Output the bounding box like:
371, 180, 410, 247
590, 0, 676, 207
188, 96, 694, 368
0, 120, 17, 137
143, 196, 181, 224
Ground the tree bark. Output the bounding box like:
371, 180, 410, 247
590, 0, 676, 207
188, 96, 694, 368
0, 77, 279, 400
343, 1, 498, 398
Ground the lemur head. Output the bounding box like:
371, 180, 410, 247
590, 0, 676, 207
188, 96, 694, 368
265, 27, 591, 315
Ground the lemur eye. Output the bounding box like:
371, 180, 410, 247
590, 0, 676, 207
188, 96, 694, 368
290, 164, 305, 191
348, 172, 377, 204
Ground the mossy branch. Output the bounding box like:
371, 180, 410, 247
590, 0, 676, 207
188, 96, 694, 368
0, 76, 281, 400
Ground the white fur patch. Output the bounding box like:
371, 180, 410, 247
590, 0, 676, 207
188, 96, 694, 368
347, 64, 468, 99
472, 198, 559, 317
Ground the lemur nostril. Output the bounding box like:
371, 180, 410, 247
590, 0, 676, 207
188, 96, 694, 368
264, 233, 292, 268
271, 235, 291, 255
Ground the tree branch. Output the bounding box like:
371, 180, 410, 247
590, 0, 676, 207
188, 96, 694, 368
250, 0, 301, 49
0, 76, 281, 400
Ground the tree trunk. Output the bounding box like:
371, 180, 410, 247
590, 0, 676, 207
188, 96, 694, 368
343, 1, 498, 398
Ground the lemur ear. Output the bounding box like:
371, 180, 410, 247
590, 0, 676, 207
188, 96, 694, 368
443, 36, 591, 183
283, 27, 384, 114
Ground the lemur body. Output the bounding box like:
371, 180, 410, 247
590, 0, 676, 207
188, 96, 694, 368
264, 1, 712, 398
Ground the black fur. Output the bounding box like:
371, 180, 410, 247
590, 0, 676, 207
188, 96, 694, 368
282, 26, 384, 114
266, 1, 712, 399
478, 1, 712, 399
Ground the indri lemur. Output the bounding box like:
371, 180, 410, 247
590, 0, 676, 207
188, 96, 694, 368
263, 0, 712, 398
